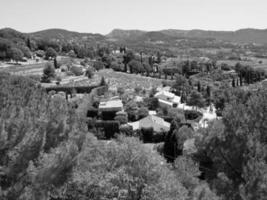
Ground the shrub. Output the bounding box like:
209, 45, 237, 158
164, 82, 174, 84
85, 67, 94, 78
137, 107, 149, 119
41, 62, 55, 83
95, 120, 120, 139
93, 61, 105, 71
184, 110, 203, 121
114, 111, 128, 124
87, 107, 98, 118
45, 47, 57, 59
119, 124, 134, 136
70, 65, 84, 76
141, 127, 154, 143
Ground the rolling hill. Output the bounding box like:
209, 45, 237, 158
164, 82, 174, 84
30, 28, 106, 43
107, 28, 267, 44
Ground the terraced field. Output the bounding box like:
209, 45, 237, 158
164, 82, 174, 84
96, 69, 164, 91
0, 62, 48, 75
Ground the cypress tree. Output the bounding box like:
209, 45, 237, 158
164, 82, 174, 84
197, 81, 201, 92
232, 78, 236, 87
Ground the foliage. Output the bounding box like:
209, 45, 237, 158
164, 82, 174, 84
114, 111, 128, 125
93, 61, 105, 71
41, 62, 55, 83
195, 89, 267, 200
143, 97, 159, 110
8, 47, 23, 62
0, 74, 86, 200
64, 136, 189, 200
85, 66, 94, 78
45, 47, 57, 59
137, 107, 149, 119
69, 65, 84, 76
184, 110, 203, 121
125, 101, 139, 121
187, 91, 206, 109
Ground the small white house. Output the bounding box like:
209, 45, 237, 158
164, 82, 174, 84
98, 99, 123, 112
154, 91, 181, 107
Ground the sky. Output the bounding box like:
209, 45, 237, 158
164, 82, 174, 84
0, 0, 266, 34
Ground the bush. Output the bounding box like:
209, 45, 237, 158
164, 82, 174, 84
114, 111, 128, 124
137, 107, 149, 119
85, 67, 94, 78
95, 120, 120, 139
45, 47, 57, 59
119, 124, 134, 136
41, 62, 55, 83
93, 61, 105, 70
144, 97, 159, 110
111, 61, 124, 71
70, 65, 84, 76
184, 110, 203, 121
87, 107, 98, 118
141, 127, 154, 143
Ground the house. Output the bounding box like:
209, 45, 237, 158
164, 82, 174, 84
98, 99, 123, 112
128, 115, 170, 132
154, 91, 181, 107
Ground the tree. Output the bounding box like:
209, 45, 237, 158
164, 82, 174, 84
85, 67, 94, 79
114, 111, 128, 124
125, 101, 138, 121
41, 62, 55, 83
100, 76, 107, 86
0, 74, 86, 200
137, 107, 149, 119
63, 136, 189, 200
187, 91, 205, 109
8, 47, 23, 63
232, 78, 236, 87
123, 51, 135, 72
197, 81, 201, 92
53, 57, 58, 68
172, 74, 190, 97
26, 37, 31, 50
144, 97, 159, 110
117, 87, 125, 96
128, 60, 142, 74
93, 61, 105, 71
45, 47, 57, 59
195, 89, 267, 200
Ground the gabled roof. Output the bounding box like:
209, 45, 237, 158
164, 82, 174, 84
128, 115, 170, 132
139, 115, 170, 132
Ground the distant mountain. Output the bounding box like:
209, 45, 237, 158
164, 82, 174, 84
107, 28, 267, 44
106, 29, 146, 41
30, 28, 106, 43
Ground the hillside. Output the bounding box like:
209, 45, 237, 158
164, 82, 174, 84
108, 28, 267, 44
30, 28, 106, 43
106, 29, 146, 41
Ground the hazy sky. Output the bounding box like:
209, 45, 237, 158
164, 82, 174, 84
0, 0, 266, 34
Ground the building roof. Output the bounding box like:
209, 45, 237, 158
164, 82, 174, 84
155, 91, 175, 99
128, 115, 170, 132
99, 99, 123, 111
139, 115, 170, 132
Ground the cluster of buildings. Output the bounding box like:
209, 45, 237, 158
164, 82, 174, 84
97, 85, 217, 136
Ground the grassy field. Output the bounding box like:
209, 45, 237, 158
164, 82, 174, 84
0, 62, 48, 75
96, 69, 163, 91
